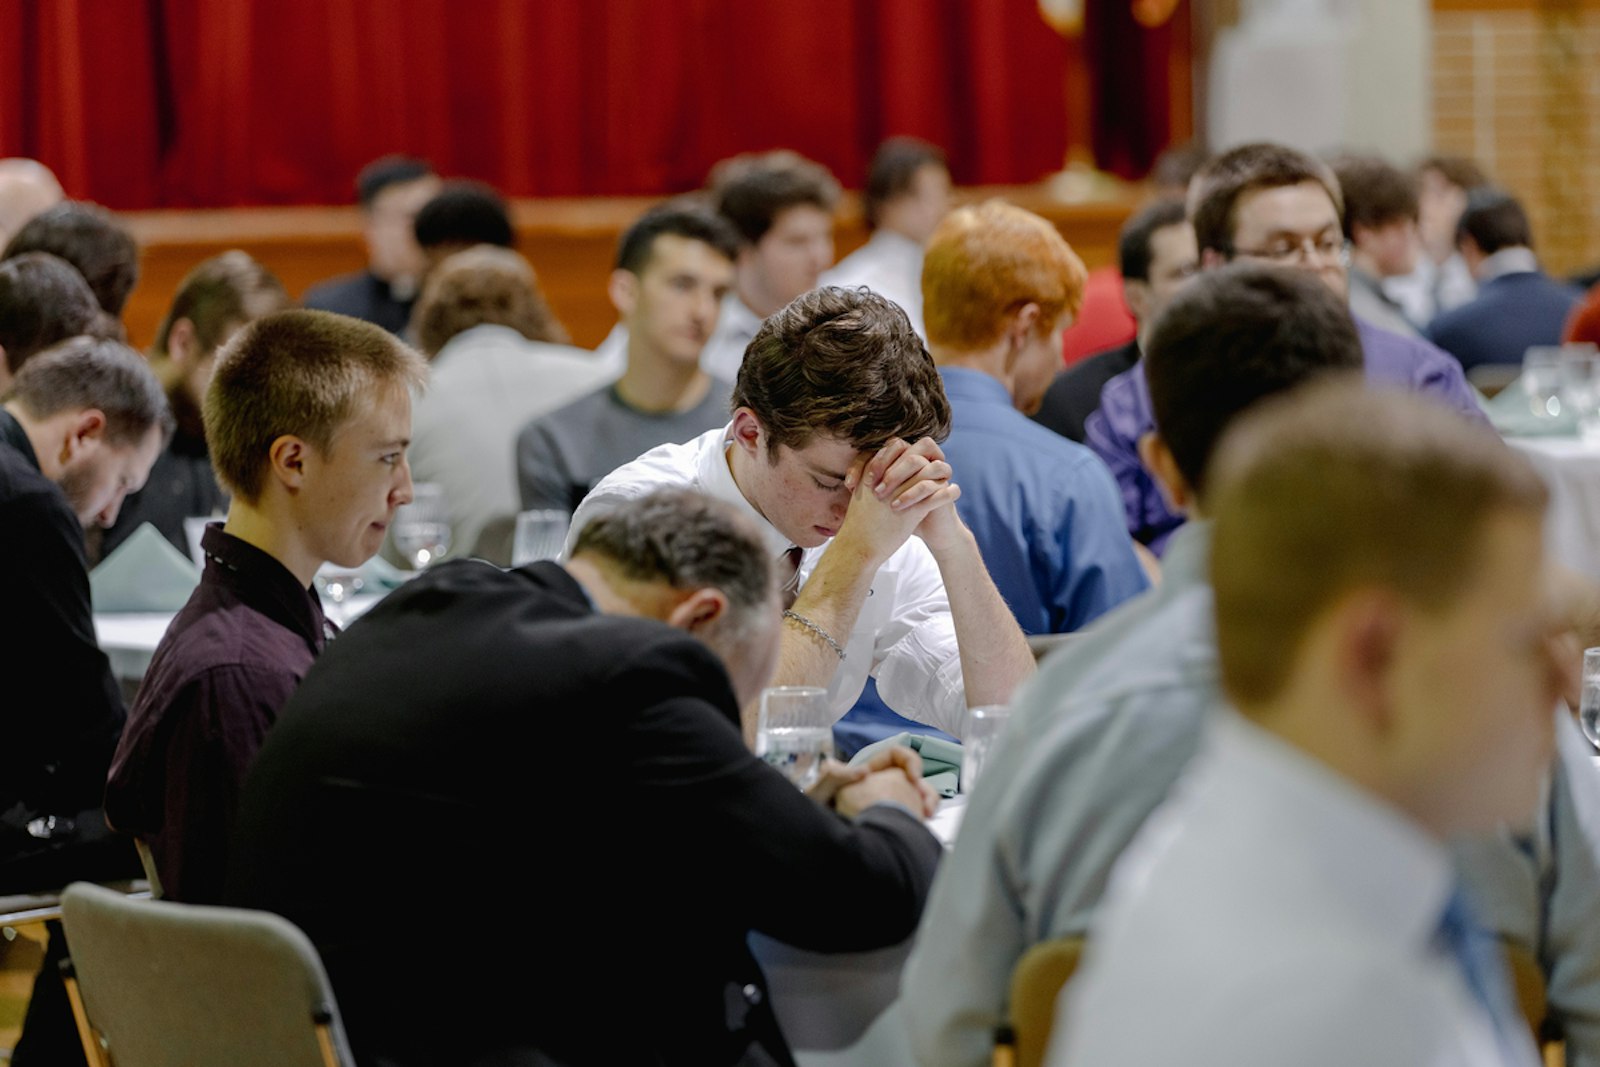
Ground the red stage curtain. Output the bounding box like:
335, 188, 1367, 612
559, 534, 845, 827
0, 0, 1165, 210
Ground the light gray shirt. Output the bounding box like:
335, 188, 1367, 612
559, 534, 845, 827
902, 520, 1600, 1067
515, 378, 733, 514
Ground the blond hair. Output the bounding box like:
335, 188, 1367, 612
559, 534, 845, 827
205, 309, 426, 501
1209, 380, 1546, 707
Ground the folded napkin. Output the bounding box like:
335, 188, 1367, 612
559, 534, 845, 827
1485, 375, 1578, 438
90, 523, 200, 613
848, 732, 962, 798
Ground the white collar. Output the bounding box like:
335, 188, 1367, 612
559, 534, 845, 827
693, 422, 798, 560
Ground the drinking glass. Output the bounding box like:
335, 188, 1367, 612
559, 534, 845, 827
393, 483, 453, 570
756, 686, 834, 789
511, 509, 571, 566
1522, 346, 1563, 420
315, 567, 365, 604
1581, 648, 1600, 750
1558, 344, 1600, 441
961, 704, 1012, 794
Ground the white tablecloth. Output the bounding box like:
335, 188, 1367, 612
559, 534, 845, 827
1509, 436, 1600, 580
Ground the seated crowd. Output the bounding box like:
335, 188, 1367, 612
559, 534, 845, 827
2, 133, 1599, 1067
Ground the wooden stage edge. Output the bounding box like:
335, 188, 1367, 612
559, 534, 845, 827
119, 186, 1142, 352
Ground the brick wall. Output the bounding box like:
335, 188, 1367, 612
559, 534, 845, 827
1432, 3, 1599, 275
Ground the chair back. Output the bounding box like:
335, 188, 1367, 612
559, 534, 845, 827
1001, 936, 1084, 1067
60, 881, 352, 1067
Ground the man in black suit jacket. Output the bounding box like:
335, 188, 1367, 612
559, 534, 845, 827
1032, 198, 1197, 443
1427, 189, 1582, 372
225, 489, 941, 1067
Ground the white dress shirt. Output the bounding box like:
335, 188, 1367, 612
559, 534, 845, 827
565, 424, 966, 734
1047, 710, 1537, 1067
822, 230, 927, 340
408, 325, 618, 557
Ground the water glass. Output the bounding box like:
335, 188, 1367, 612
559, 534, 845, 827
512, 509, 571, 566
961, 704, 1012, 794
1581, 648, 1600, 750
1522, 346, 1563, 420
393, 482, 453, 570
1558, 344, 1600, 441
315, 566, 365, 605
756, 686, 834, 789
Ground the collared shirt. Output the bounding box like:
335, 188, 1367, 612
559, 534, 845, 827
0, 408, 127, 847
1083, 316, 1488, 555
937, 367, 1146, 635
699, 294, 766, 384
567, 425, 967, 734
516, 375, 733, 514
905, 520, 1585, 1067
1349, 267, 1422, 339
1047, 710, 1533, 1067
104, 524, 333, 903
822, 230, 927, 339
413, 323, 617, 555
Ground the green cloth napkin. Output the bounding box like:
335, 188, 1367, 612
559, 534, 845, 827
1484, 375, 1578, 437
90, 522, 200, 613
848, 732, 962, 798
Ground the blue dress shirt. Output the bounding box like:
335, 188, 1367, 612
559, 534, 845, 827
938, 367, 1148, 634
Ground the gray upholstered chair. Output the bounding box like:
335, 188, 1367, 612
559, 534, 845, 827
59, 881, 353, 1067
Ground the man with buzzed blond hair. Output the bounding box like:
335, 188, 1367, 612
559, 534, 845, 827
107, 309, 425, 904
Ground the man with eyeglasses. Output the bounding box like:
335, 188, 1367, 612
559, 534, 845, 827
1084, 141, 1485, 556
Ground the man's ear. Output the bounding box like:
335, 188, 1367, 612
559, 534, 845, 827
1004, 303, 1043, 365
267, 434, 310, 491
1329, 589, 1403, 737
666, 587, 728, 633
1137, 431, 1193, 514
167, 317, 199, 370
728, 407, 766, 460
61, 408, 108, 466
1122, 279, 1152, 323
607, 269, 640, 319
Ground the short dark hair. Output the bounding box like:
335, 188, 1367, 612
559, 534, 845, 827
152, 251, 291, 361
205, 310, 427, 502
1144, 261, 1364, 497
733, 286, 950, 456
1457, 188, 1533, 255
413, 181, 515, 251
9, 336, 173, 446
1188, 143, 1343, 257
864, 137, 948, 228
1118, 199, 1189, 282
1329, 155, 1419, 238
572, 489, 772, 618
2, 201, 139, 316
615, 203, 741, 275
0, 252, 100, 374
710, 151, 841, 246
355, 155, 435, 207
1418, 154, 1490, 193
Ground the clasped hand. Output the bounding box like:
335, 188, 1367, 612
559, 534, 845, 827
831, 437, 962, 564
806, 744, 941, 820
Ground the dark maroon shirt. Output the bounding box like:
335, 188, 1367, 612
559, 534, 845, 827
105, 524, 334, 902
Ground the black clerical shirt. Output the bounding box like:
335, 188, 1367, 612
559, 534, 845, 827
0, 409, 131, 891
105, 524, 333, 903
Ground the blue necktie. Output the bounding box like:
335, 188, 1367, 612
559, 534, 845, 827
1435, 886, 1533, 1064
